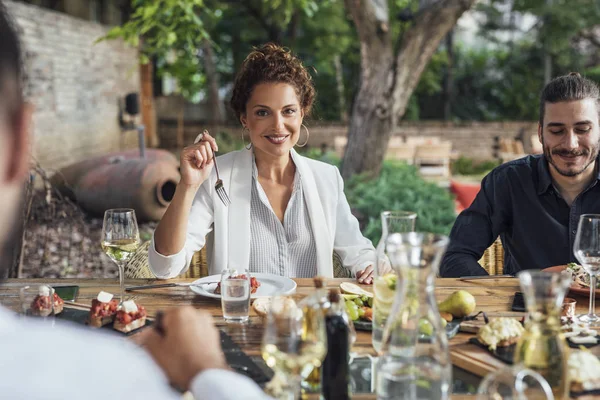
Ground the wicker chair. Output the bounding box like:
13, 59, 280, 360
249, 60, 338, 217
478, 238, 504, 275
126, 241, 351, 279
125, 241, 208, 279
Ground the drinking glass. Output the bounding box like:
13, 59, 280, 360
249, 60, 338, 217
373, 211, 417, 353
220, 269, 251, 323
101, 209, 140, 304
573, 214, 600, 326
262, 296, 327, 400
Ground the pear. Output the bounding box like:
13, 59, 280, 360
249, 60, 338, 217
438, 290, 476, 318
439, 311, 453, 322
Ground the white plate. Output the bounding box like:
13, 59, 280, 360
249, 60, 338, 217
189, 273, 297, 299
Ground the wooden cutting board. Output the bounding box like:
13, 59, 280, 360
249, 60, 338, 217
449, 342, 508, 377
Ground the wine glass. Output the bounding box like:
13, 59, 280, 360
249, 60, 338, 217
477, 365, 554, 400
573, 214, 600, 326
101, 209, 141, 304
262, 296, 327, 400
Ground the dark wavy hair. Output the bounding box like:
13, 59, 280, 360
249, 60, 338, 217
539, 72, 600, 126
229, 43, 315, 120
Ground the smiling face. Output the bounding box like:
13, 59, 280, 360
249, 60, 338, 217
240, 82, 304, 161
538, 99, 600, 178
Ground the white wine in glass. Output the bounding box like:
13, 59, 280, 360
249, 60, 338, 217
101, 209, 140, 304
261, 297, 327, 400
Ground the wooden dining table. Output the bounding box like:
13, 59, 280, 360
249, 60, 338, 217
0, 276, 596, 399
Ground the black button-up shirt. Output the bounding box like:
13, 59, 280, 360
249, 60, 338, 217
440, 155, 600, 277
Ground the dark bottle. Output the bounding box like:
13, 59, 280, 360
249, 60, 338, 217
321, 289, 350, 400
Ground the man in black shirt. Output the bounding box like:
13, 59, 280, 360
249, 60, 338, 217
440, 73, 600, 277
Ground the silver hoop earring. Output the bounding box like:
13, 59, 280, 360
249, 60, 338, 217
296, 124, 310, 148
241, 127, 252, 150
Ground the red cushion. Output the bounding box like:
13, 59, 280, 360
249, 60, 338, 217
450, 180, 480, 210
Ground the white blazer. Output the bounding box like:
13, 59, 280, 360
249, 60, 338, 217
149, 148, 375, 279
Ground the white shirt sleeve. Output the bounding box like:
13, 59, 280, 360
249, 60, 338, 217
332, 166, 376, 275
190, 369, 273, 400
148, 181, 215, 278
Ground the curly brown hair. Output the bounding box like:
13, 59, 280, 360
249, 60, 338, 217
230, 43, 315, 121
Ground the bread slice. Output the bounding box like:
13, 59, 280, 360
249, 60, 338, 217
113, 316, 146, 333
53, 302, 63, 315
88, 315, 114, 328
252, 298, 270, 318
31, 308, 53, 317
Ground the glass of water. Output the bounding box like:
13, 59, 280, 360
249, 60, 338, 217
220, 269, 251, 323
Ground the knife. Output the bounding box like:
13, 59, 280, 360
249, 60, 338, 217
125, 282, 218, 291
457, 274, 513, 281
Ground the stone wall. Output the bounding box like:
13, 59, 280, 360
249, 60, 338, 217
6, 0, 140, 170
158, 120, 539, 160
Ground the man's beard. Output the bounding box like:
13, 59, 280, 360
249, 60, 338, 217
543, 141, 599, 177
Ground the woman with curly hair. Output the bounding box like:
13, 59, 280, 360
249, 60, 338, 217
150, 43, 375, 283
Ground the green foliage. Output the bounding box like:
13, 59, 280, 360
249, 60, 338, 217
405, 50, 449, 120
98, 0, 213, 101
212, 131, 245, 154
415, 0, 600, 121
451, 156, 500, 176
451, 43, 545, 121
344, 162, 456, 243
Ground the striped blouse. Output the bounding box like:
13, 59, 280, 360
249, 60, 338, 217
249, 158, 318, 278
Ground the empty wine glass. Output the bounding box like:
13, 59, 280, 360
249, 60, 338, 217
477, 365, 554, 400
573, 214, 600, 326
101, 209, 140, 304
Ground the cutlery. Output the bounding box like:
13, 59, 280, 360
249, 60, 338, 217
458, 274, 513, 281
125, 282, 218, 291
194, 131, 231, 206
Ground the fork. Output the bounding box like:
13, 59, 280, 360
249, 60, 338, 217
194, 132, 231, 206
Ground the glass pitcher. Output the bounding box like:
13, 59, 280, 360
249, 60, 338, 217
514, 270, 572, 399
373, 211, 417, 353
376, 232, 451, 400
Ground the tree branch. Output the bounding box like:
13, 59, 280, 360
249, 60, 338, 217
344, 0, 393, 82
391, 0, 477, 120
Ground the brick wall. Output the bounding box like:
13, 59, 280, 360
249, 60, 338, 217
158, 120, 539, 160
6, 1, 140, 170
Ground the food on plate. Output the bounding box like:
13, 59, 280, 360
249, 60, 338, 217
214, 275, 261, 295
477, 317, 525, 351
252, 297, 296, 318
30, 286, 64, 316
88, 291, 119, 327
568, 350, 600, 392
561, 320, 599, 344
113, 300, 147, 333
438, 290, 476, 318
567, 263, 600, 289
252, 297, 270, 318
343, 293, 373, 322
